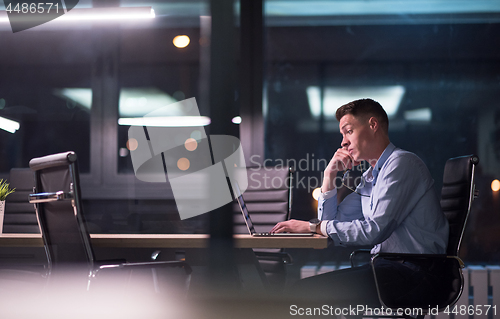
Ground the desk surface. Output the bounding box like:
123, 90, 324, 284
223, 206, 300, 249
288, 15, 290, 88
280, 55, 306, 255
0, 233, 328, 249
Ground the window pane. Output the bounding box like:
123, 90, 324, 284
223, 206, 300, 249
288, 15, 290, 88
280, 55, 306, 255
0, 29, 92, 172
117, 13, 206, 174
263, 1, 500, 263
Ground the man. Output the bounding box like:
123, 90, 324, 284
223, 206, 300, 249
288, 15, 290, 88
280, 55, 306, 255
271, 98, 449, 308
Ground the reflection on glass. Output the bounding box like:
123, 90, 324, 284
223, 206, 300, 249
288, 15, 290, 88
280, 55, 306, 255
263, 0, 500, 263
306, 85, 405, 119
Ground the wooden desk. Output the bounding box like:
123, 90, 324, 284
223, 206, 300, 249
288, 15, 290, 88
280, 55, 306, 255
0, 233, 327, 291
0, 233, 328, 249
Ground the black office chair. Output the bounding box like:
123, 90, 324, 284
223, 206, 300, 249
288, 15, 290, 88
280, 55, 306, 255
351, 155, 479, 319
3, 168, 40, 233
233, 166, 294, 290
29, 151, 192, 292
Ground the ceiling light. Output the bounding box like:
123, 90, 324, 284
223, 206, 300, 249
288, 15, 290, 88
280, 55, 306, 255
307, 85, 405, 119
232, 116, 242, 124
53, 88, 92, 111
0, 7, 154, 23
0, 116, 20, 133
492, 179, 500, 192
54, 87, 182, 117
265, 1, 500, 17
173, 35, 190, 48
404, 108, 432, 122
118, 116, 211, 127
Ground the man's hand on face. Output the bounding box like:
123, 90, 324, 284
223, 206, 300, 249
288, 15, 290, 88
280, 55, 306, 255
271, 219, 310, 233
321, 148, 360, 193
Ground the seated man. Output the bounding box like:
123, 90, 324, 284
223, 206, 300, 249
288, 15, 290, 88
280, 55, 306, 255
271, 98, 449, 309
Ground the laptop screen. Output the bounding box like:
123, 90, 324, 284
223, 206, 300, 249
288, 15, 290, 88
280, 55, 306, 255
236, 194, 257, 235
233, 182, 256, 235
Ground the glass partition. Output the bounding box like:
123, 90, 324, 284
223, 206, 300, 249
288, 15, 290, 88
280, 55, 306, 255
263, 0, 500, 263
0, 30, 92, 173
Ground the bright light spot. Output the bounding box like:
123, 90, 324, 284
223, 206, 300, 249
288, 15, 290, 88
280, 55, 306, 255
56, 7, 155, 21
232, 116, 242, 124
306, 85, 405, 119
119, 88, 178, 117
118, 116, 211, 127
119, 148, 129, 157
173, 35, 190, 48
184, 138, 198, 151
404, 108, 432, 122
125, 96, 148, 108
0, 116, 20, 133
177, 158, 190, 171
53, 88, 92, 111
126, 138, 138, 151
492, 179, 500, 192
312, 188, 322, 201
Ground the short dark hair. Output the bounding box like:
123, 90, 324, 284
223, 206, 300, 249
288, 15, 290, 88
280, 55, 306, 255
335, 98, 389, 133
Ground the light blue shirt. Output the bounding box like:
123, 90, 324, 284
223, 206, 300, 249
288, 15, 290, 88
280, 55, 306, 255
318, 143, 449, 254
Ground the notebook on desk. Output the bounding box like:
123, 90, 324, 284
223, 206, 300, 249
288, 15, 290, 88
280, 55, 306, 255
234, 182, 314, 237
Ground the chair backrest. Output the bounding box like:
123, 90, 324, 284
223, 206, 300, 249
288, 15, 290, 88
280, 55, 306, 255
3, 168, 40, 233
440, 154, 479, 257
233, 166, 293, 234
29, 151, 94, 272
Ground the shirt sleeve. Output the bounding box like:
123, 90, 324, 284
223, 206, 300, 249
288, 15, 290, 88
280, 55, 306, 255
317, 187, 364, 244
325, 154, 433, 247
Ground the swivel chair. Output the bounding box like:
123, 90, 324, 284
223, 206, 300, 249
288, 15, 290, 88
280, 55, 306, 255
351, 155, 479, 319
29, 151, 192, 292
233, 166, 294, 290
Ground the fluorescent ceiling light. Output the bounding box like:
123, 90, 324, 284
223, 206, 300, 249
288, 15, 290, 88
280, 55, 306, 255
58, 7, 155, 21
118, 116, 211, 127
0, 7, 154, 23
307, 85, 405, 119
0, 116, 20, 133
404, 108, 432, 122
54, 87, 184, 117
53, 88, 92, 110
56, 87, 209, 127
265, 1, 500, 16
119, 88, 179, 117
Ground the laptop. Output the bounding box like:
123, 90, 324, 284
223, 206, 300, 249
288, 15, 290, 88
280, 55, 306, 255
234, 183, 314, 237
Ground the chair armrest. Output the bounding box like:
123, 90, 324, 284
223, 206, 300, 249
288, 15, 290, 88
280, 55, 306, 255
29, 191, 73, 203
349, 249, 372, 267
254, 251, 293, 264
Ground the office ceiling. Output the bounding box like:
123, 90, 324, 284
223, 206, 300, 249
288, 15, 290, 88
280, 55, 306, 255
2, 0, 500, 30
118, 0, 500, 26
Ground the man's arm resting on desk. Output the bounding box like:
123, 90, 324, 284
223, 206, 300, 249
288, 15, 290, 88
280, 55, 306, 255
270, 219, 325, 235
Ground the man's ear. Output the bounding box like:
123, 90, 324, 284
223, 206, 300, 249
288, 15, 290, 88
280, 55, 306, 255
368, 117, 379, 132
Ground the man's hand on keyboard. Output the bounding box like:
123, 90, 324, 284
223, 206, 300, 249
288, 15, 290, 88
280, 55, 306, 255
271, 219, 310, 234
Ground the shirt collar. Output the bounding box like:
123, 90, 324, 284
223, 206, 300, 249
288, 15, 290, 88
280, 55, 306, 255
370, 142, 396, 186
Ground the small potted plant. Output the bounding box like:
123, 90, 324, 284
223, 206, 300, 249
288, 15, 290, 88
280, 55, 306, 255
0, 179, 15, 234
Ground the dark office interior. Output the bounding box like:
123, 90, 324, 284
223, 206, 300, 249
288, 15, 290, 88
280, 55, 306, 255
0, 0, 499, 318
